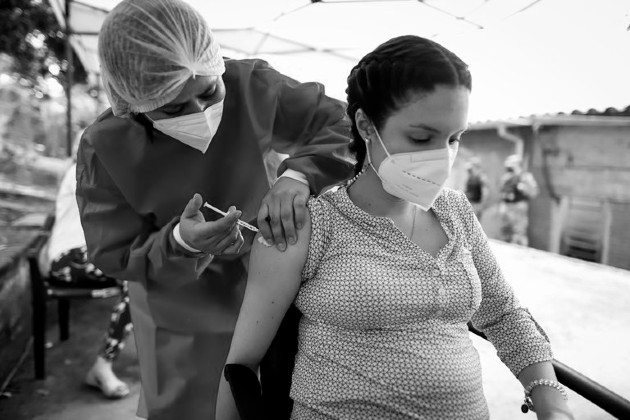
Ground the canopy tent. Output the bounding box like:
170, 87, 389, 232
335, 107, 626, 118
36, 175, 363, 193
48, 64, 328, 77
49, 0, 630, 123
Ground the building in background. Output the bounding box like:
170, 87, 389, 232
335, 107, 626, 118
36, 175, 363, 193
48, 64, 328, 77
455, 106, 630, 271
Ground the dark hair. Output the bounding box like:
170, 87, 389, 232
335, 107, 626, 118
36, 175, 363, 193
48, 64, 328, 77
346, 35, 472, 174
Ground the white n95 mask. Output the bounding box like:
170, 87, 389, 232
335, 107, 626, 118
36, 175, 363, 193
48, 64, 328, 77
368, 127, 457, 211
151, 100, 224, 153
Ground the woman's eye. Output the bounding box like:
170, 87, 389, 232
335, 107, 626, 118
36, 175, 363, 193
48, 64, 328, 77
410, 137, 431, 143
201, 89, 217, 100
163, 106, 184, 116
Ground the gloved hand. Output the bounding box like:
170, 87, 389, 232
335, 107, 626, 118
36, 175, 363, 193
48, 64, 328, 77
179, 193, 244, 255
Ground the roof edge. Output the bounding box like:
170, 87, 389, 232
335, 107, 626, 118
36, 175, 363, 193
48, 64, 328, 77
470, 114, 630, 130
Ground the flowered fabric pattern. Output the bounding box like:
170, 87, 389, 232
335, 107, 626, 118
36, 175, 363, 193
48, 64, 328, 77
50, 246, 132, 362
289, 186, 552, 420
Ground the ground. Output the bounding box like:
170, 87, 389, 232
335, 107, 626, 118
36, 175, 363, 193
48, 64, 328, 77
0, 297, 141, 420
477, 242, 630, 420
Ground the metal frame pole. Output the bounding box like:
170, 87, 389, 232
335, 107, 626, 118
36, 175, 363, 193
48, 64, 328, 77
65, 0, 73, 157
468, 323, 630, 419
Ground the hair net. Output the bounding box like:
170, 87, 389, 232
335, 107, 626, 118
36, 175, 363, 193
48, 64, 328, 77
98, 0, 225, 117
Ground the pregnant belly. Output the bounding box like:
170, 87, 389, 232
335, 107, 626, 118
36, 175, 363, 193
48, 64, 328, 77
291, 321, 487, 413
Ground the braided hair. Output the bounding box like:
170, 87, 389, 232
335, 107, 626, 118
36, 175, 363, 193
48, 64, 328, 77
346, 35, 472, 174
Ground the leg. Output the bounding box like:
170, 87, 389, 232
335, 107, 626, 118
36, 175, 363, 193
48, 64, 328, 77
100, 281, 132, 362
498, 202, 514, 242
49, 250, 77, 345
85, 281, 132, 399
30, 255, 47, 379
33, 296, 47, 379
58, 298, 70, 341
511, 202, 530, 246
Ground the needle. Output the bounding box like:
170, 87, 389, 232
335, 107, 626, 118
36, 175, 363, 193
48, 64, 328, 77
203, 203, 259, 232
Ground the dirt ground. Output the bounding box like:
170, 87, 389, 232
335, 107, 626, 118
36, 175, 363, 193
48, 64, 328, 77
0, 297, 141, 420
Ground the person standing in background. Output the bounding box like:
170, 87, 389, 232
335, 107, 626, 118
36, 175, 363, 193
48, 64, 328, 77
464, 157, 490, 220
47, 161, 132, 399
498, 154, 539, 246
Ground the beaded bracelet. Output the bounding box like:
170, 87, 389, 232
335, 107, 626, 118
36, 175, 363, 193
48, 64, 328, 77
521, 379, 568, 413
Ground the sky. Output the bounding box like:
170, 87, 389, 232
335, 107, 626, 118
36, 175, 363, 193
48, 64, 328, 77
55, 0, 630, 122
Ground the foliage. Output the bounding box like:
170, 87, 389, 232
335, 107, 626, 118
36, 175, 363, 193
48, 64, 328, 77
0, 0, 86, 90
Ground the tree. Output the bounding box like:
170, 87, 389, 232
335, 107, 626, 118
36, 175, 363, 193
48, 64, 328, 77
0, 0, 86, 90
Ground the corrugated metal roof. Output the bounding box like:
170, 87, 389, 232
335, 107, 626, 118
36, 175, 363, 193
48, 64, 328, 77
568, 105, 630, 117
470, 105, 630, 129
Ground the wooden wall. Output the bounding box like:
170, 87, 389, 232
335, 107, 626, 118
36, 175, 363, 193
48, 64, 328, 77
537, 125, 630, 201
0, 230, 38, 388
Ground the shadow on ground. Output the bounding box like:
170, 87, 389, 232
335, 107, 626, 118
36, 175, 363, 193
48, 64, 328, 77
0, 297, 141, 420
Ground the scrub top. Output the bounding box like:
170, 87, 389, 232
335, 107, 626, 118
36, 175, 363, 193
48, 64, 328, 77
76, 58, 355, 420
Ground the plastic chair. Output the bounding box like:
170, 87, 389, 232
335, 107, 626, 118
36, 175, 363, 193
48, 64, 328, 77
225, 304, 301, 420
27, 214, 123, 379
225, 364, 267, 420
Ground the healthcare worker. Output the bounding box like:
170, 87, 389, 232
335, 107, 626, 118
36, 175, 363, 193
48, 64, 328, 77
75, 0, 354, 419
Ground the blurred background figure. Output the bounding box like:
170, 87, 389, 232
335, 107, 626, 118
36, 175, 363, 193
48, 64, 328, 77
498, 154, 539, 246
464, 157, 489, 220
45, 156, 132, 399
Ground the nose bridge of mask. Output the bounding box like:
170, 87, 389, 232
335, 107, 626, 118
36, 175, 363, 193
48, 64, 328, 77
409, 147, 450, 163
153, 110, 206, 131
204, 100, 224, 127
155, 100, 223, 133
149, 100, 225, 154
376, 140, 457, 210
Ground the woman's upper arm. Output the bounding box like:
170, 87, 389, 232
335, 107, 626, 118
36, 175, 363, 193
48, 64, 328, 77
226, 214, 311, 369
458, 191, 553, 374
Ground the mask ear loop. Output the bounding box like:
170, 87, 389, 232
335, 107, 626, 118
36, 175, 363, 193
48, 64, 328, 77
449, 143, 459, 167
364, 123, 391, 179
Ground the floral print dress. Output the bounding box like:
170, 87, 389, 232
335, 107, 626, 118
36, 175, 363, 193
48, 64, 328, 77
289, 186, 552, 419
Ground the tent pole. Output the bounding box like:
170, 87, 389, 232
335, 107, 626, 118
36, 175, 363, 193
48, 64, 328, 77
65, 0, 73, 157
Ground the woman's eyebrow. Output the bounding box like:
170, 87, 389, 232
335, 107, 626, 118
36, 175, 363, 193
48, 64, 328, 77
408, 123, 440, 133
160, 100, 186, 108
408, 124, 469, 135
